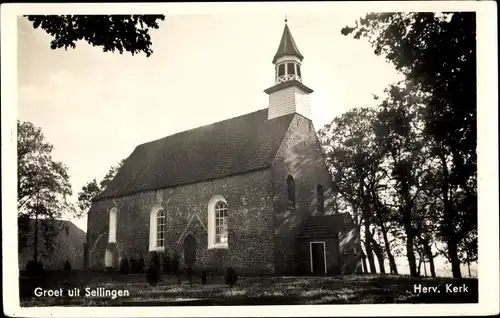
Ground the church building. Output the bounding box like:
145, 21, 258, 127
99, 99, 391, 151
84, 20, 362, 276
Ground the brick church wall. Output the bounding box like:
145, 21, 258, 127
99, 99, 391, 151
271, 114, 335, 275
339, 227, 363, 274
86, 169, 275, 274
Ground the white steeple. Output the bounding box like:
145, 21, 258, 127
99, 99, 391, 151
264, 19, 313, 120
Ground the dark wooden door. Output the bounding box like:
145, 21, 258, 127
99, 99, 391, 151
183, 234, 197, 267
311, 242, 326, 275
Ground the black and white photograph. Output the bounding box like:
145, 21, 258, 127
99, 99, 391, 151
2, 1, 498, 317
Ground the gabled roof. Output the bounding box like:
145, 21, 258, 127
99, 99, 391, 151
272, 23, 304, 64
296, 213, 357, 239
94, 109, 295, 201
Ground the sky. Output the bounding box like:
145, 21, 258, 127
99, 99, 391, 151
17, 12, 477, 278
18, 13, 404, 226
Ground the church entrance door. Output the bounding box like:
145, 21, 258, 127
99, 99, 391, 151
105, 248, 113, 268
183, 234, 197, 267
310, 241, 327, 275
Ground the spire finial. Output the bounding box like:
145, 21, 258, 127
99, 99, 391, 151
284, 14, 287, 23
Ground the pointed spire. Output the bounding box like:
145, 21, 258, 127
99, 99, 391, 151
272, 20, 303, 64
265, 19, 313, 121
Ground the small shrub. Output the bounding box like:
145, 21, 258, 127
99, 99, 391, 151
129, 258, 136, 273
186, 266, 193, 286
138, 256, 145, 273
146, 266, 160, 285
26, 260, 44, 276
162, 253, 171, 274
130, 257, 145, 274
130, 256, 145, 273
171, 253, 180, 273
146, 252, 161, 286
224, 267, 238, 287
63, 260, 72, 271
175, 268, 182, 285
201, 271, 207, 284
119, 257, 130, 274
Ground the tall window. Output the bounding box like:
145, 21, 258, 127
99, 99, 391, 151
296, 65, 302, 77
278, 64, 285, 77
156, 209, 166, 248
149, 206, 167, 252
287, 175, 296, 209
214, 201, 228, 244
108, 207, 117, 243
317, 184, 325, 213
287, 63, 295, 75
208, 195, 229, 249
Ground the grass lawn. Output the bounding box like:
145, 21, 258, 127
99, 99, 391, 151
20, 271, 478, 306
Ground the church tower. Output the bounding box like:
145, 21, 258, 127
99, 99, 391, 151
265, 19, 314, 120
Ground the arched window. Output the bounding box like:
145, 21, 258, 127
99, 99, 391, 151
287, 175, 295, 209
149, 206, 166, 251
207, 195, 229, 249
214, 201, 228, 244
317, 184, 325, 213
108, 207, 117, 243
156, 209, 166, 248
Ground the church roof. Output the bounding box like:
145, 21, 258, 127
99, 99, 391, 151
94, 109, 295, 201
296, 213, 357, 239
272, 23, 304, 64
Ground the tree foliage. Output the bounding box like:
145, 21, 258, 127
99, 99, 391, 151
18, 120, 74, 217
17, 120, 75, 259
25, 15, 165, 57
324, 12, 477, 278
341, 12, 476, 186
319, 107, 400, 275
77, 159, 125, 215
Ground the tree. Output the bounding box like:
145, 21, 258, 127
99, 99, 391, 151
458, 229, 478, 277
25, 15, 165, 57
342, 12, 477, 279
319, 79, 455, 278
77, 159, 125, 216
76, 179, 101, 216
373, 81, 432, 277
318, 107, 397, 275
18, 120, 75, 262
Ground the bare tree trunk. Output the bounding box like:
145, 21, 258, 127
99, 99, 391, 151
380, 223, 398, 274
34, 206, 39, 263
417, 257, 422, 276
466, 250, 472, 277
368, 232, 386, 274
423, 239, 436, 277
440, 153, 461, 279
359, 182, 377, 274
360, 249, 368, 274
402, 205, 418, 277
33, 201, 40, 264
404, 226, 418, 276
429, 256, 436, 277
423, 260, 427, 277
363, 226, 377, 274
448, 237, 462, 279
